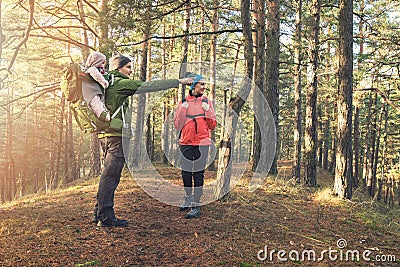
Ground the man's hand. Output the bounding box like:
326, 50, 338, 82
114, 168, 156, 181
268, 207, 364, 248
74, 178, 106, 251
178, 78, 193, 85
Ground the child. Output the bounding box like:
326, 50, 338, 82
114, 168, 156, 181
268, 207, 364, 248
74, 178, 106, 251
82, 51, 110, 122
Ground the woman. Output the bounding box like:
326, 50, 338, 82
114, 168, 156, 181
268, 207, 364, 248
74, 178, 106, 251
173, 73, 217, 219
93, 54, 193, 227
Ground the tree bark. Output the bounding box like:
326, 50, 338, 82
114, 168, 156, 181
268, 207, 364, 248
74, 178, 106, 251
215, 0, 253, 199
252, 0, 266, 173
362, 92, 373, 188
304, 0, 320, 187
5, 84, 15, 200
179, 0, 190, 99
366, 92, 377, 196
78, 0, 90, 58
145, 113, 154, 161
293, 0, 303, 182
322, 99, 330, 170
99, 0, 111, 55
54, 96, 65, 188
161, 100, 170, 165
131, 30, 150, 167
334, 0, 353, 199
373, 99, 384, 200
353, 104, 360, 187
265, 0, 280, 175
377, 100, 388, 201
208, 1, 218, 171
88, 133, 101, 177
353, 0, 364, 189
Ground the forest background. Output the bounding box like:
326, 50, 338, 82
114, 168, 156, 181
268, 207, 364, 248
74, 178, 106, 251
0, 0, 399, 216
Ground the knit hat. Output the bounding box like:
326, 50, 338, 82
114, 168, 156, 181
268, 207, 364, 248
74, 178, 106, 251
109, 54, 131, 70
186, 73, 205, 90
85, 51, 106, 68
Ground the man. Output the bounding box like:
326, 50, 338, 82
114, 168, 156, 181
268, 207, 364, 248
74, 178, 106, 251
93, 54, 193, 227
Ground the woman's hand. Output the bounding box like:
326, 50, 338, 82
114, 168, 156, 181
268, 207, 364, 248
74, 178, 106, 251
202, 102, 210, 111
182, 101, 189, 108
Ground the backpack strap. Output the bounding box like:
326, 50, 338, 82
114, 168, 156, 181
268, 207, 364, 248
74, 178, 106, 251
178, 95, 208, 138
186, 113, 205, 134
111, 98, 129, 128
182, 95, 208, 103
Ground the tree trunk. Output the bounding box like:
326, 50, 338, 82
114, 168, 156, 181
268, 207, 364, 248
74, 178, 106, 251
377, 100, 388, 201
89, 133, 101, 177
322, 100, 330, 170
179, 0, 191, 99
362, 92, 373, 188
161, 100, 170, 165
293, 0, 303, 182
99, 0, 111, 55
145, 113, 154, 161
54, 96, 65, 189
215, 0, 253, 199
67, 103, 77, 182
265, 0, 280, 175
252, 0, 266, 173
161, 21, 169, 165
64, 103, 71, 183
374, 99, 384, 200
0, 19, 3, 199
208, 1, 218, 171
304, 0, 320, 187
5, 85, 15, 201
78, 0, 89, 59
353, 0, 364, 189
353, 104, 360, 187
366, 92, 377, 196
317, 107, 323, 167
334, 0, 353, 199
132, 30, 150, 167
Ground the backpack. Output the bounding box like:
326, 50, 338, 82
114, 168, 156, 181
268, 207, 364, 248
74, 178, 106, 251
60, 62, 110, 133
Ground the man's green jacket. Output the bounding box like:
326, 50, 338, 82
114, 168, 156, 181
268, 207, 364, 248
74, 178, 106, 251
97, 70, 179, 138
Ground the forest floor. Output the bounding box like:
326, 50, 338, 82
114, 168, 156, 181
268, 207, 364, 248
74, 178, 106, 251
0, 161, 399, 267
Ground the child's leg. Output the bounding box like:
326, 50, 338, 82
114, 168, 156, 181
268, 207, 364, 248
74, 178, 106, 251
89, 95, 110, 121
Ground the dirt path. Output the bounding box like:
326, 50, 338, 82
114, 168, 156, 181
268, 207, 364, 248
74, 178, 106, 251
0, 167, 399, 266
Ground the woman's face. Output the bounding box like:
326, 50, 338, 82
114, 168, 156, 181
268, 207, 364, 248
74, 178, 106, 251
193, 79, 207, 95
118, 62, 132, 77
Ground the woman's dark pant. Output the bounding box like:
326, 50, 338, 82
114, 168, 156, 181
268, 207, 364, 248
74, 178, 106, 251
180, 145, 209, 204
96, 136, 125, 223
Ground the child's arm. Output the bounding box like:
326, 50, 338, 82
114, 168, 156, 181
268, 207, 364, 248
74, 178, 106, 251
87, 66, 109, 89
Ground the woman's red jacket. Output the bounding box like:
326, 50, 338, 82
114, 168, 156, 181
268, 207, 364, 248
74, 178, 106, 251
174, 94, 217, 146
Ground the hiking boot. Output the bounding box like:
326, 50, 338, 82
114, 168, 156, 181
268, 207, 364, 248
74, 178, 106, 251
97, 218, 128, 227
92, 207, 98, 223
185, 203, 201, 219
92, 213, 98, 223
179, 194, 193, 211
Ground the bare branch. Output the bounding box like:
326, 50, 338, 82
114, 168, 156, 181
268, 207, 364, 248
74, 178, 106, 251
29, 34, 95, 50
117, 28, 242, 47
82, 0, 99, 13
354, 87, 400, 113
1, 0, 34, 74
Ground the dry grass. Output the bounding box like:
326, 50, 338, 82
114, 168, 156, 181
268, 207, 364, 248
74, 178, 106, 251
0, 163, 399, 266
